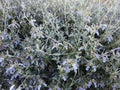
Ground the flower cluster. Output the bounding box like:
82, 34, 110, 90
0, 0, 120, 90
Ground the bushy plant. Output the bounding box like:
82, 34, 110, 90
0, 0, 120, 90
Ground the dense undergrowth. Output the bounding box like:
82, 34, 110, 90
0, 0, 120, 90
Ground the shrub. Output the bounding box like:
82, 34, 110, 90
0, 0, 120, 90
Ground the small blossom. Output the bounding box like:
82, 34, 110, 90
94, 74, 101, 79
101, 24, 107, 30
14, 73, 21, 79
23, 62, 30, 67
72, 63, 78, 74
2, 32, 7, 40
41, 63, 45, 69
112, 84, 118, 90
8, 36, 12, 40
48, 88, 52, 90
6, 65, 16, 74
93, 82, 97, 88
53, 86, 61, 90
29, 19, 36, 27
62, 76, 67, 81
86, 26, 91, 32
37, 85, 41, 90
10, 85, 15, 90
29, 80, 33, 84
96, 30, 99, 36
64, 66, 70, 73
95, 54, 100, 59
35, 61, 39, 66
87, 16, 92, 23
108, 35, 113, 42
62, 61, 67, 65
78, 47, 83, 51
93, 66, 97, 72
76, 10, 83, 16
77, 58, 81, 62
86, 66, 90, 71
42, 82, 47, 87
30, 55, 33, 60
99, 82, 105, 88
33, 33, 37, 38
0, 62, 4, 66
87, 81, 92, 88
0, 57, 4, 63
103, 56, 107, 63
8, 79, 12, 84
11, 44, 14, 48
21, 2, 26, 10
97, 46, 104, 54
78, 87, 85, 90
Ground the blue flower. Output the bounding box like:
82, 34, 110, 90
99, 82, 105, 88
62, 76, 67, 81
112, 84, 118, 90
87, 81, 92, 88
101, 24, 107, 30
37, 85, 41, 90
33, 33, 37, 38
64, 66, 70, 73
103, 56, 108, 63
93, 82, 97, 88
72, 63, 78, 74
86, 66, 90, 71
11, 44, 14, 48
6, 65, 16, 74
77, 58, 81, 62
96, 30, 99, 36
78, 87, 85, 90
87, 16, 92, 23
62, 61, 67, 65
2, 32, 7, 40
93, 66, 97, 72
23, 62, 30, 67
108, 35, 113, 42
41, 63, 45, 69
30, 55, 33, 60
86, 27, 91, 32
95, 54, 100, 59
14, 73, 21, 79
0, 57, 4, 66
